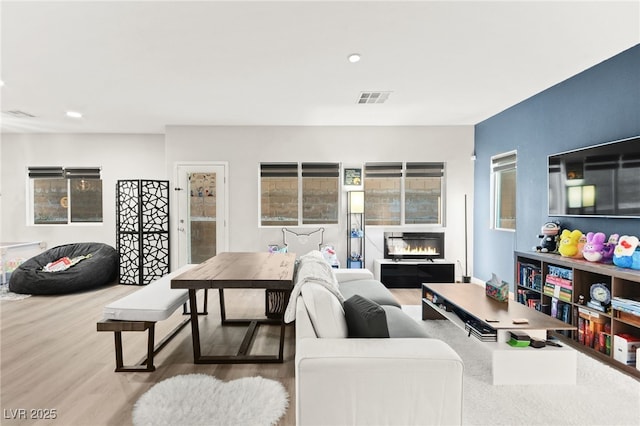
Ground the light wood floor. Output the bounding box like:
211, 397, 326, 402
0, 284, 421, 426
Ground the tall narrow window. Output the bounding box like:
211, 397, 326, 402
405, 162, 445, 225
491, 152, 517, 230
29, 166, 102, 225
301, 163, 340, 224
364, 162, 402, 226
260, 163, 298, 226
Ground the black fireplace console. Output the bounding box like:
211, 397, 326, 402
374, 259, 455, 288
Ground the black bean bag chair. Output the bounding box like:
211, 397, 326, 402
9, 242, 118, 295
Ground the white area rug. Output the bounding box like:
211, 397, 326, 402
132, 374, 288, 426
0, 285, 31, 301
402, 305, 640, 426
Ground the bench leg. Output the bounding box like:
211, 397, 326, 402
112, 324, 156, 372
146, 325, 155, 371
114, 331, 124, 370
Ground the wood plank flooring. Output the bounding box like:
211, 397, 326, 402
0, 283, 420, 426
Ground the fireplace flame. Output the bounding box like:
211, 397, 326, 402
389, 244, 439, 255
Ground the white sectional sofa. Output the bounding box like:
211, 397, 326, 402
287, 251, 464, 426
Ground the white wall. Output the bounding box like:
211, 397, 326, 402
0, 133, 166, 248
166, 126, 475, 279
1, 127, 475, 280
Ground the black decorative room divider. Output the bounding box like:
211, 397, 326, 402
116, 180, 170, 285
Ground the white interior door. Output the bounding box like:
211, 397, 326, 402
175, 163, 227, 266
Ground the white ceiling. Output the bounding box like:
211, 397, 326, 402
1, 1, 638, 134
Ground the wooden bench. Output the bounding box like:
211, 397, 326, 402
97, 264, 208, 372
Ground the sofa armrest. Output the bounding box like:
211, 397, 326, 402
332, 268, 374, 283
295, 338, 464, 426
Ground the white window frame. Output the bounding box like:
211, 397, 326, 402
259, 162, 340, 227
363, 161, 446, 227
26, 166, 103, 226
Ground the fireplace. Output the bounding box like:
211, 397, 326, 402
384, 232, 445, 261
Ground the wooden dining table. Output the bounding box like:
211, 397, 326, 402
171, 251, 296, 364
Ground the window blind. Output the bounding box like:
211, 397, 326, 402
364, 162, 403, 178
301, 163, 339, 177
406, 162, 444, 177
28, 166, 101, 179
260, 163, 298, 177
491, 152, 517, 172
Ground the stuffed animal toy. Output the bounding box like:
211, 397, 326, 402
602, 234, 619, 262
582, 232, 607, 262
632, 249, 640, 270
613, 235, 639, 268
535, 221, 561, 253
582, 232, 618, 263
558, 229, 583, 257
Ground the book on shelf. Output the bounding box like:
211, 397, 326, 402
551, 298, 571, 324
544, 274, 573, 289
543, 282, 572, 302
611, 297, 640, 316
518, 262, 542, 290
517, 288, 540, 306
528, 299, 541, 310
578, 316, 585, 344
547, 265, 573, 280
576, 307, 611, 354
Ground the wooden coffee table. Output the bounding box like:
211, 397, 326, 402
422, 283, 577, 385
171, 252, 296, 364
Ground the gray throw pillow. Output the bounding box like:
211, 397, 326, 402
343, 295, 390, 338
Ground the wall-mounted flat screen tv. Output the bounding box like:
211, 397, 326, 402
548, 136, 640, 218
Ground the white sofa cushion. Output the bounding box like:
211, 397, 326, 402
339, 279, 401, 308
332, 268, 374, 283
301, 282, 348, 338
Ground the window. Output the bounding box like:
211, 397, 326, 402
363, 162, 445, 226
491, 151, 517, 230
260, 162, 339, 226
28, 167, 103, 225
301, 163, 340, 224
405, 162, 444, 224
364, 163, 402, 226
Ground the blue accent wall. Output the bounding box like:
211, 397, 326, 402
474, 44, 640, 288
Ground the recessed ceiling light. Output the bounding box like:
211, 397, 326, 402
347, 53, 361, 63
66, 111, 83, 118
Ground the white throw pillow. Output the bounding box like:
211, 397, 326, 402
301, 282, 348, 338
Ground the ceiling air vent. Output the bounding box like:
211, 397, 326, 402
357, 91, 391, 104
3, 110, 36, 118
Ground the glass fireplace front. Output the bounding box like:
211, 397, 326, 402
384, 232, 445, 261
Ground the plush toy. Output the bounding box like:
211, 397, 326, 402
320, 245, 340, 267
558, 229, 583, 257
632, 249, 640, 270
602, 234, 619, 262
535, 221, 561, 253
582, 232, 618, 263
613, 235, 639, 268
582, 232, 607, 262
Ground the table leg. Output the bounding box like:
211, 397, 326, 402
278, 318, 286, 361
219, 288, 227, 323
188, 289, 201, 361
188, 288, 290, 364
